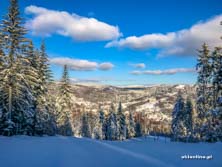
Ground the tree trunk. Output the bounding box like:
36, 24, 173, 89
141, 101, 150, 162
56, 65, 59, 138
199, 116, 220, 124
8, 86, 12, 121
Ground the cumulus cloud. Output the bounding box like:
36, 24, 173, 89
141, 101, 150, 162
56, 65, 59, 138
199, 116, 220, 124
130, 68, 196, 75
50, 57, 114, 71
106, 15, 222, 56
106, 33, 175, 49
25, 5, 122, 41
98, 62, 114, 71
129, 63, 146, 69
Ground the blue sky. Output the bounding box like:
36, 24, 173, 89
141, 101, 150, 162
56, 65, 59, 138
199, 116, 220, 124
1, 0, 222, 85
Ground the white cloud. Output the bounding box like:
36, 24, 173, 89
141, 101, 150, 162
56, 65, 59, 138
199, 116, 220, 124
106, 33, 175, 49
106, 15, 222, 56
98, 62, 114, 71
70, 78, 101, 83
129, 63, 146, 69
50, 57, 114, 71
130, 68, 195, 75
70, 77, 135, 83
25, 5, 122, 41
50, 57, 98, 71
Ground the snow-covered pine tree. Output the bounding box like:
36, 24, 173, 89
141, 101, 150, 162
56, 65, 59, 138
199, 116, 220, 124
56, 65, 73, 136
203, 23, 222, 142
208, 46, 222, 141
212, 47, 222, 104
28, 41, 56, 136
39, 41, 53, 84
195, 43, 213, 140
184, 97, 193, 139
26, 41, 37, 69
127, 112, 135, 138
34, 41, 53, 109
45, 94, 57, 136
196, 43, 212, 115
22, 40, 41, 135
212, 47, 222, 108
98, 108, 106, 139
171, 92, 185, 141
37, 41, 53, 108
81, 112, 91, 138
92, 112, 103, 140
116, 102, 126, 140
106, 104, 117, 140
35, 41, 55, 135
0, 0, 38, 136
87, 112, 97, 137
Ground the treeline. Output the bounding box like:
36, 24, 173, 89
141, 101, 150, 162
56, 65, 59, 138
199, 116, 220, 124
172, 41, 222, 142
80, 102, 140, 140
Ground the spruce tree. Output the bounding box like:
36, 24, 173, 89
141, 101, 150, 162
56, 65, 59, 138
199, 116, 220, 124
39, 41, 53, 84
171, 92, 185, 141
99, 108, 106, 139
117, 102, 126, 140
195, 41, 222, 141
34, 42, 54, 136
92, 114, 103, 139
56, 65, 73, 136
81, 112, 91, 138
195, 43, 213, 140
212, 47, 222, 108
184, 97, 193, 138
206, 22, 222, 141
106, 104, 117, 140
196, 43, 212, 117
209, 22, 222, 141
127, 112, 135, 138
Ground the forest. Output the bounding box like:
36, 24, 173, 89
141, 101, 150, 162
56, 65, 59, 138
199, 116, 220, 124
0, 0, 222, 143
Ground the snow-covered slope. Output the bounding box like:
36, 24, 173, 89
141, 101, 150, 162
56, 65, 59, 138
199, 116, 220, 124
0, 136, 221, 167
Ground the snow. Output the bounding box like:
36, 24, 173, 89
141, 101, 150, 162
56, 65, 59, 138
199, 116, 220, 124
175, 85, 185, 89
0, 136, 221, 167
136, 102, 155, 111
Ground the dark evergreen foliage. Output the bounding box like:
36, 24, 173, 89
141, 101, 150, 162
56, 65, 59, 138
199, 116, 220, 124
81, 112, 91, 138
135, 122, 142, 137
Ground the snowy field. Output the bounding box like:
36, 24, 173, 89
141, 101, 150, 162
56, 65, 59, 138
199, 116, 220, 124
0, 136, 221, 167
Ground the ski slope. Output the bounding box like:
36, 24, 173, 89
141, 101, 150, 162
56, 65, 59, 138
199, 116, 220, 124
0, 136, 221, 167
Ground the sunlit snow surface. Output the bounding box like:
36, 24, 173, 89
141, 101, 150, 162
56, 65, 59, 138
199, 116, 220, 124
0, 136, 221, 167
